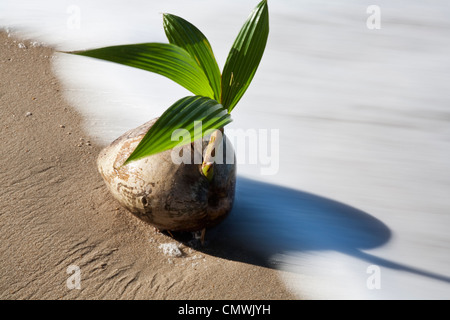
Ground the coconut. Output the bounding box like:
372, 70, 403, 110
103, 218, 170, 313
97, 118, 236, 232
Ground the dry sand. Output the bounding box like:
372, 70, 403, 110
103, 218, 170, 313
0, 32, 296, 300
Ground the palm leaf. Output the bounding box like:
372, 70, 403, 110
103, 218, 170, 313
124, 96, 232, 165
72, 43, 214, 98
163, 13, 221, 101
221, 0, 269, 112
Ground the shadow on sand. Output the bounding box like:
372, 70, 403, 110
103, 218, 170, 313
183, 177, 450, 284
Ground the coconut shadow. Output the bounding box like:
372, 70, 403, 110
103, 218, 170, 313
195, 177, 450, 285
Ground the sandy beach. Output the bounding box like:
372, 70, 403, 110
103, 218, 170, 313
0, 32, 297, 300
2, 0, 450, 300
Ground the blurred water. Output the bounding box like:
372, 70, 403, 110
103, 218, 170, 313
1, 0, 449, 299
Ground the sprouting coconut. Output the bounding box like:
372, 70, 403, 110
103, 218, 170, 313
96, 117, 237, 232
67, 0, 269, 238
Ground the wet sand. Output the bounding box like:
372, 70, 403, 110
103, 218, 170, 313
0, 32, 297, 300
